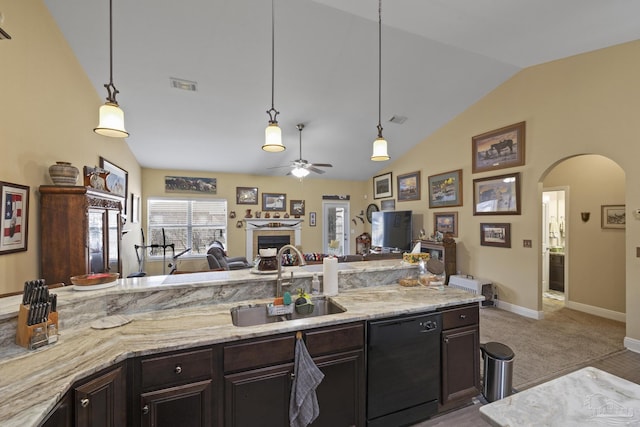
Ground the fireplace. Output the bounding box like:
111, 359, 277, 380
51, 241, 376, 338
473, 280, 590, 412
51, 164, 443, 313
244, 219, 303, 260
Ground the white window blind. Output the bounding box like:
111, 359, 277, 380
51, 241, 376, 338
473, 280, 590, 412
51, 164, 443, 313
147, 198, 227, 257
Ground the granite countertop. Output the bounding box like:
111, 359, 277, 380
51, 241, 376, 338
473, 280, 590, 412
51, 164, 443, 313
0, 261, 482, 426
479, 367, 640, 426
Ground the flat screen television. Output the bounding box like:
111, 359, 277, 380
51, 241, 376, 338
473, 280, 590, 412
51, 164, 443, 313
371, 210, 413, 251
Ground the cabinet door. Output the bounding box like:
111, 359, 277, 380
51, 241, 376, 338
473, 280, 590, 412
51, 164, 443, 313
41, 392, 72, 427
312, 350, 365, 427
224, 363, 293, 427
75, 364, 126, 427
87, 209, 107, 273
441, 325, 480, 405
140, 380, 213, 427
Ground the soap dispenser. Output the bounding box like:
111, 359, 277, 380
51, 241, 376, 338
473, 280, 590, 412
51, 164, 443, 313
311, 273, 320, 295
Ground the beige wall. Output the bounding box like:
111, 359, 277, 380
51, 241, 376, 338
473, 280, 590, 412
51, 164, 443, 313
141, 168, 368, 275
0, 0, 140, 295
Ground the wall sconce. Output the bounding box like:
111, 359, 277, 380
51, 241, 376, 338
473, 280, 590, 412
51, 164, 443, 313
581, 212, 590, 222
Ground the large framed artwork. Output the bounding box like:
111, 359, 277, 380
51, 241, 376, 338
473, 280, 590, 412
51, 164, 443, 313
262, 193, 286, 211
428, 169, 463, 209
601, 205, 625, 229
236, 187, 258, 205
397, 171, 421, 201
373, 172, 393, 199
473, 172, 521, 215
480, 223, 511, 248
0, 181, 29, 255
472, 121, 526, 173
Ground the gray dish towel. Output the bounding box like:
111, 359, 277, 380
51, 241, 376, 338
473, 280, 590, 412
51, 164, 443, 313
290, 337, 325, 427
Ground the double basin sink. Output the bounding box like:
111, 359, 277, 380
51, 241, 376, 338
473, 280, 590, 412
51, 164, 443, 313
231, 296, 346, 327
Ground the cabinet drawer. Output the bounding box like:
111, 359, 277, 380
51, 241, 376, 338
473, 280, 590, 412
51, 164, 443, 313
140, 348, 213, 390
305, 322, 364, 357
224, 335, 295, 373
441, 306, 478, 330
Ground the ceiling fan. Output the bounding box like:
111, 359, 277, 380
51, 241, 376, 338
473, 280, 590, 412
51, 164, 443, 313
271, 124, 333, 177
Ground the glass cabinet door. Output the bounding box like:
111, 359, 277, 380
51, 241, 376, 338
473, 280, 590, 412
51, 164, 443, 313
88, 209, 106, 273
107, 210, 120, 273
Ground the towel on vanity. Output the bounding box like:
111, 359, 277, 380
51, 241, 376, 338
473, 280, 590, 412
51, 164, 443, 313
289, 337, 325, 427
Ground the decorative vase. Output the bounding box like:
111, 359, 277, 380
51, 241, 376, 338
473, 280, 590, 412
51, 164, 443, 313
49, 161, 79, 185
245, 209, 252, 218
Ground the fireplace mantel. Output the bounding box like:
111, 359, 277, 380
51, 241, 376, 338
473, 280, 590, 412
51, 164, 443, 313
244, 218, 303, 260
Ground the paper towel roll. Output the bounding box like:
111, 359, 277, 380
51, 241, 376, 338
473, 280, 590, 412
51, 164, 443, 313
323, 256, 338, 296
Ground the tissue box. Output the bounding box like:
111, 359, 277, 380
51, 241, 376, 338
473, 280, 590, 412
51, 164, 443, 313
402, 253, 430, 264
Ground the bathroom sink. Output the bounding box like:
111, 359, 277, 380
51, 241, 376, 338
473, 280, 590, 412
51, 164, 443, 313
230, 297, 346, 327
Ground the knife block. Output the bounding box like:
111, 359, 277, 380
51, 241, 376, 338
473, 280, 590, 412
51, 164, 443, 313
15, 304, 59, 349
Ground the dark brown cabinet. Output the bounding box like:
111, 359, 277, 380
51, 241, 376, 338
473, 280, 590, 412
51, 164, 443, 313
74, 363, 127, 427
549, 253, 565, 292
438, 304, 480, 411
133, 348, 215, 427
223, 323, 365, 427
39, 186, 122, 285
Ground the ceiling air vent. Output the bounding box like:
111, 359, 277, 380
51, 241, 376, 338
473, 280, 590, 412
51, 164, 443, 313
170, 77, 197, 91
388, 115, 407, 124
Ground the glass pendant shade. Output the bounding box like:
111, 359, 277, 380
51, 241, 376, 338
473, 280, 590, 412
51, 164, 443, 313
263, 123, 285, 152
94, 102, 129, 138
371, 136, 390, 161
291, 167, 310, 178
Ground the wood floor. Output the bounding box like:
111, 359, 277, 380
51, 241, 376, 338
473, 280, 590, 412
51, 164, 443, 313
413, 297, 639, 427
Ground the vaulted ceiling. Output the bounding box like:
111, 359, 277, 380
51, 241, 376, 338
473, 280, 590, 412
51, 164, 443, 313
43, 0, 640, 180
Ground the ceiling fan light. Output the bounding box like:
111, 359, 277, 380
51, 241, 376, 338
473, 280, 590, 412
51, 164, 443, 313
291, 166, 310, 178
263, 123, 285, 152
94, 102, 129, 138
371, 136, 390, 161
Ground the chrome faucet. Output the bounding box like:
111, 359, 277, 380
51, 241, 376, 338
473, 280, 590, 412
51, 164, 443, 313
276, 245, 307, 298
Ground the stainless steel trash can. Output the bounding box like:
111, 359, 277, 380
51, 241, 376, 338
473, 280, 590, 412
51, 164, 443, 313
480, 342, 514, 402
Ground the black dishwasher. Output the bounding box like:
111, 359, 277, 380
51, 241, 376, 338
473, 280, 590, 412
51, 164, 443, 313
367, 311, 442, 427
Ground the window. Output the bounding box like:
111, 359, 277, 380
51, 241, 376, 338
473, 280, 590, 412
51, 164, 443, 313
147, 198, 227, 257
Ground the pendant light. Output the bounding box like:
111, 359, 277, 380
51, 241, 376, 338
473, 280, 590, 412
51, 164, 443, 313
262, 0, 285, 152
371, 0, 389, 161
94, 0, 128, 138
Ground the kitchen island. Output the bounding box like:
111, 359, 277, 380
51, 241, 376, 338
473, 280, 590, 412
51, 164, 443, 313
0, 260, 483, 426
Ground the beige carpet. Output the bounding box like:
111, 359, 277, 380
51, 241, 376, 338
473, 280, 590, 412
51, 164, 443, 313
480, 298, 626, 390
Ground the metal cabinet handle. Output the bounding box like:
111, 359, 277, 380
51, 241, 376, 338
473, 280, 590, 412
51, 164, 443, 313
142, 405, 149, 415
290, 372, 296, 381
459, 314, 467, 319
174, 365, 182, 374
80, 398, 90, 408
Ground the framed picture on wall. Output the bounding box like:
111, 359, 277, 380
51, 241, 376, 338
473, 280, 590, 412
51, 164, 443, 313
601, 204, 625, 229
236, 187, 258, 205
480, 223, 511, 248
428, 169, 462, 208
373, 172, 393, 199
473, 172, 521, 215
0, 181, 29, 255
381, 199, 395, 211
472, 121, 526, 173
434, 211, 458, 237
262, 193, 286, 211
290, 200, 305, 215
397, 171, 421, 201
309, 212, 317, 227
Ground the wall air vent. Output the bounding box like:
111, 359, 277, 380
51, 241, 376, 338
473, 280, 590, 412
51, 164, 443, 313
170, 77, 197, 91
388, 115, 407, 125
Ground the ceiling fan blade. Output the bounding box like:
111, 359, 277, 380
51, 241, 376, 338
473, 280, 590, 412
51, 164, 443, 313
308, 166, 326, 174
309, 163, 332, 168
267, 165, 291, 170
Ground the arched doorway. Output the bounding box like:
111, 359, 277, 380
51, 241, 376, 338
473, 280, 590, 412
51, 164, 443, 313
540, 154, 626, 321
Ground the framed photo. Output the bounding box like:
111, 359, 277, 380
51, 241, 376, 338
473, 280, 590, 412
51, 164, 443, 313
99, 157, 128, 206
480, 223, 511, 248
428, 169, 463, 208
472, 121, 526, 173
309, 212, 317, 227
601, 205, 625, 229
130, 193, 140, 224
434, 211, 458, 237
397, 171, 421, 201
381, 199, 396, 211
290, 200, 305, 216
262, 193, 286, 211
0, 181, 29, 255
373, 172, 393, 199
165, 176, 216, 194
473, 172, 521, 215
236, 187, 258, 205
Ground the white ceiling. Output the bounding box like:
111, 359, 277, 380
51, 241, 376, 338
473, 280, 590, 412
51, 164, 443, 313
42, 0, 640, 181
